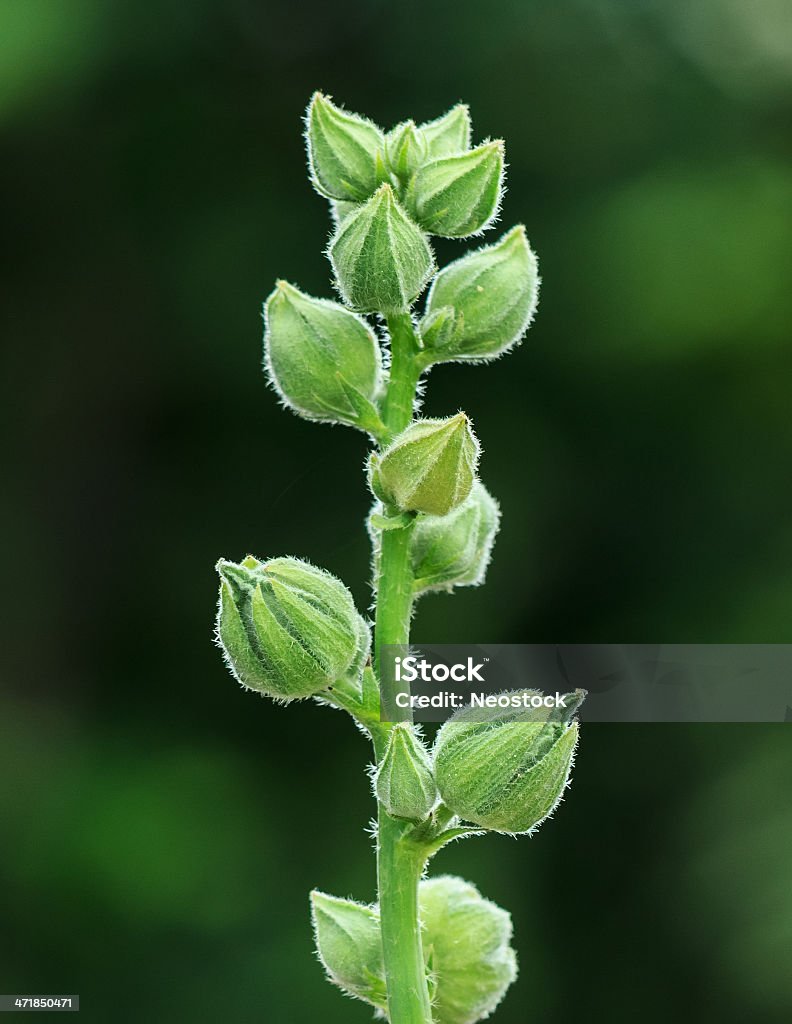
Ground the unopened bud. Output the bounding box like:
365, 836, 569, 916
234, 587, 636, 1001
310, 892, 386, 1012
419, 104, 472, 158
306, 92, 385, 202
411, 481, 500, 596
264, 281, 382, 430
375, 724, 438, 821
370, 413, 480, 516
407, 142, 504, 238
421, 226, 539, 363
420, 876, 517, 1024
433, 692, 584, 834
215, 556, 370, 701
385, 120, 428, 181
329, 183, 435, 314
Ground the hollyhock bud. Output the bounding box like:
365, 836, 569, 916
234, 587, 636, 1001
407, 142, 504, 238
375, 723, 438, 821
306, 92, 385, 202
216, 556, 369, 701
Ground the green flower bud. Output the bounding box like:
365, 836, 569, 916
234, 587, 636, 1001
421, 226, 539, 363
407, 141, 504, 238
385, 120, 429, 181
411, 481, 500, 596
329, 183, 435, 314
215, 555, 370, 701
330, 199, 358, 227
264, 281, 383, 431
375, 723, 438, 821
418, 104, 472, 158
370, 413, 480, 516
433, 692, 584, 834
420, 876, 517, 1024
305, 92, 385, 202
310, 891, 387, 1012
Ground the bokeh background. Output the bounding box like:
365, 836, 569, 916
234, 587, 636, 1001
2, 1, 791, 1021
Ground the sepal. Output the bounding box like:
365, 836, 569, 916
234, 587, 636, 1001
310, 892, 387, 1012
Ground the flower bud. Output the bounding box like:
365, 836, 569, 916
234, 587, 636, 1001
264, 281, 383, 430
306, 92, 385, 202
310, 891, 387, 1012
433, 692, 584, 834
329, 183, 435, 314
375, 724, 438, 821
370, 413, 480, 516
411, 481, 500, 596
421, 226, 539, 363
385, 120, 428, 181
420, 876, 517, 1024
407, 142, 504, 238
418, 104, 472, 158
215, 555, 370, 701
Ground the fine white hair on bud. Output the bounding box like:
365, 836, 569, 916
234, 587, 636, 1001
410, 480, 500, 596
433, 691, 585, 834
375, 723, 438, 821
264, 280, 383, 432
215, 555, 370, 701
329, 182, 435, 314
305, 91, 386, 202
310, 877, 518, 1024
370, 413, 481, 517
418, 104, 472, 158
407, 141, 505, 238
420, 225, 539, 364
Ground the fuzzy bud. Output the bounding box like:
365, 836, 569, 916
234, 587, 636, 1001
433, 691, 584, 834
420, 876, 517, 1024
310, 892, 387, 1012
216, 556, 370, 701
385, 120, 428, 181
410, 481, 500, 596
419, 104, 472, 158
264, 281, 382, 430
329, 183, 435, 314
421, 226, 539, 363
375, 724, 438, 821
306, 92, 385, 202
407, 142, 504, 238
370, 413, 480, 516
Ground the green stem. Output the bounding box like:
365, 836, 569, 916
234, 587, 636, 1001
382, 313, 421, 439
373, 310, 432, 1024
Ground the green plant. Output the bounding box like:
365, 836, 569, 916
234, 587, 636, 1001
215, 93, 583, 1024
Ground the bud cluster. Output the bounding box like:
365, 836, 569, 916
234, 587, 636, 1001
311, 875, 517, 1024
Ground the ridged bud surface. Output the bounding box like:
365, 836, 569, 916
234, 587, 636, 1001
306, 92, 385, 202
422, 226, 538, 362
264, 281, 382, 428
433, 691, 584, 834
216, 555, 369, 700
420, 876, 517, 1024
408, 142, 504, 238
370, 413, 480, 516
385, 120, 428, 181
410, 481, 500, 595
329, 183, 434, 314
375, 723, 438, 821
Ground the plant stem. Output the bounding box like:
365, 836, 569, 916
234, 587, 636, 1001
374, 312, 432, 1024
382, 313, 421, 439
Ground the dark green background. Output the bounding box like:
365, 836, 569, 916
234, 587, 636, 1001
2, 1, 791, 1021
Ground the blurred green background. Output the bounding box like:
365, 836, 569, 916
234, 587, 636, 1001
2, 1, 791, 1021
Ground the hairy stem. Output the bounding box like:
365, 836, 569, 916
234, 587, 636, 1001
374, 312, 432, 1024
382, 313, 421, 440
